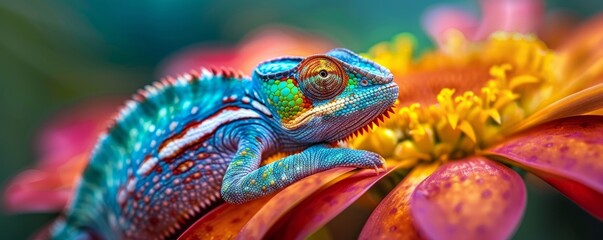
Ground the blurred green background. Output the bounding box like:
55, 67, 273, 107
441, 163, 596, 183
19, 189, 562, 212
1, 0, 602, 239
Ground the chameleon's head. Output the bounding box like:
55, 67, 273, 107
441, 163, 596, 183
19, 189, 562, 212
254, 48, 398, 143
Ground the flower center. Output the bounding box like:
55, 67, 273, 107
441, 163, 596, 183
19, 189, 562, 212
351, 31, 558, 165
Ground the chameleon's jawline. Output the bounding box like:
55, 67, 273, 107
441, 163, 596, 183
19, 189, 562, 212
283, 83, 398, 130
334, 84, 398, 143
335, 105, 395, 144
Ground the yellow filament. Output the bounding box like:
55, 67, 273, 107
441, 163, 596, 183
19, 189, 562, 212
352, 32, 559, 164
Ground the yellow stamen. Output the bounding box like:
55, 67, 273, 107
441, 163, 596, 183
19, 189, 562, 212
352, 32, 559, 164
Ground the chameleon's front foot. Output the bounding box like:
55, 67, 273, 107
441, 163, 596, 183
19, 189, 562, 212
221, 144, 385, 204
314, 145, 385, 173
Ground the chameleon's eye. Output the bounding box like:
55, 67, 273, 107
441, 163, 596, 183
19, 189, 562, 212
319, 70, 328, 78
298, 56, 348, 100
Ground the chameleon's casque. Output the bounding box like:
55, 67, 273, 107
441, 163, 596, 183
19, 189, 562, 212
50, 48, 398, 239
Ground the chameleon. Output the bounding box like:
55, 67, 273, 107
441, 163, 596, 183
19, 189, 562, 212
49, 48, 398, 239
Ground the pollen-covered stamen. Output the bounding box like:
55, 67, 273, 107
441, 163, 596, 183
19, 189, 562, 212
352, 32, 558, 165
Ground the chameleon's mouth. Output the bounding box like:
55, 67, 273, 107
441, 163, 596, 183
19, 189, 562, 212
337, 105, 395, 143
334, 83, 398, 143
282, 83, 398, 130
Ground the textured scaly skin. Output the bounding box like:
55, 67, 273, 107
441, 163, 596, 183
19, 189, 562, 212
50, 48, 398, 239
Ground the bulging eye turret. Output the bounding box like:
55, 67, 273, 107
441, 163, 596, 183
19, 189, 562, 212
298, 56, 348, 101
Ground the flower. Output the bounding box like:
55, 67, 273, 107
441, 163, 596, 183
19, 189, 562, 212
350, 30, 603, 239
181, 15, 603, 240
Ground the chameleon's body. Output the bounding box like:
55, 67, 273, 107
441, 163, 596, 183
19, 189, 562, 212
50, 49, 398, 239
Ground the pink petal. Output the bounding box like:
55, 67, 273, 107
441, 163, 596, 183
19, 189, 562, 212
359, 164, 439, 239
4, 170, 76, 212
411, 157, 526, 240
487, 115, 603, 219
178, 167, 353, 239
538, 173, 603, 220
37, 99, 122, 169
234, 25, 335, 73
160, 26, 335, 76
422, 6, 479, 46
423, 0, 543, 46
4, 99, 121, 212
474, 0, 543, 40
264, 166, 399, 239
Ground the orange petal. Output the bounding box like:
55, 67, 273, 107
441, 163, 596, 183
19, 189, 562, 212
555, 14, 603, 96
507, 83, 603, 133
538, 11, 579, 49
358, 163, 438, 239
178, 198, 268, 240
178, 167, 353, 239
410, 157, 526, 240
396, 67, 491, 106
558, 13, 603, 74
264, 166, 399, 239
236, 167, 353, 239
487, 115, 603, 219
